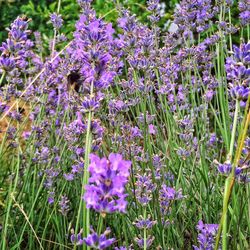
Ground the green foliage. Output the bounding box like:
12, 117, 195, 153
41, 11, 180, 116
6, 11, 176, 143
0, 0, 140, 43
0, 0, 177, 45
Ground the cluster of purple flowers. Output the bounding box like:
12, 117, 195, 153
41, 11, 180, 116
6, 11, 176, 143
159, 184, 184, 226
214, 160, 242, 176
226, 42, 250, 107
83, 153, 131, 215
50, 13, 63, 30
135, 170, 156, 206
58, 195, 70, 216
0, 16, 32, 73
70, 227, 116, 249
84, 227, 116, 249
133, 215, 157, 230
69, 10, 121, 95
147, 0, 161, 24
134, 235, 155, 249
0, 16, 43, 99
63, 112, 104, 157
133, 215, 157, 249
193, 220, 219, 250
174, 0, 218, 34
239, 0, 250, 26
176, 115, 199, 160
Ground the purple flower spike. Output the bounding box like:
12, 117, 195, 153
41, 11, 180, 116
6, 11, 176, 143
135, 170, 156, 206
149, 124, 157, 135
239, 1, 250, 26
231, 85, 250, 101
0, 57, 15, 72
214, 160, 242, 176
58, 195, 70, 216
135, 235, 155, 249
48, 191, 55, 205
84, 227, 116, 249
133, 215, 157, 229
159, 184, 184, 217
50, 13, 63, 30
83, 153, 131, 215
174, 0, 216, 33
193, 220, 219, 250
70, 228, 84, 246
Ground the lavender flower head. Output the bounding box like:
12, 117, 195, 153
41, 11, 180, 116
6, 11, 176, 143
147, 0, 161, 23
59, 195, 70, 216
84, 227, 116, 249
50, 13, 63, 30
70, 229, 84, 246
70, 12, 119, 93
174, 0, 217, 33
77, 0, 93, 11
83, 153, 131, 215
193, 220, 219, 250
239, 0, 250, 26
213, 159, 243, 177
226, 43, 250, 84
226, 42, 250, 105
133, 215, 157, 230
0, 16, 33, 74
135, 170, 156, 206
159, 184, 184, 226
134, 235, 155, 249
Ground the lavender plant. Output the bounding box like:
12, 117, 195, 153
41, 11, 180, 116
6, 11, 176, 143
0, 0, 249, 250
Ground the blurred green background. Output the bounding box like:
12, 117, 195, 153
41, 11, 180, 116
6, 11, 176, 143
0, 0, 241, 51
0, 0, 177, 43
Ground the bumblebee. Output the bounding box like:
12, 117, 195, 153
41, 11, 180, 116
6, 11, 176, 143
67, 70, 81, 93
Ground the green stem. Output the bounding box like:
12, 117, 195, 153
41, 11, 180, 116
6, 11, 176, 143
215, 175, 234, 250
1, 148, 21, 249
228, 100, 240, 160
83, 111, 92, 236
51, 28, 57, 58
233, 96, 250, 168
228, 8, 232, 52
75, 83, 94, 250
51, 0, 62, 58
97, 216, 104, 235
215, 100, 239, 250
143, 208, 147, 250
57, 0, 61, 12
0, 70, 6, 86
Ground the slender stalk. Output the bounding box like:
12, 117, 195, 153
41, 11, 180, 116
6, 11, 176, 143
215, 99, 239, 250
0, 70, 6, 86
215, 101, 250, 250
230, 95, 250, 195
1, 147, 21, 249
228, 8, 233, 52
228, 100, 240, 160
51, 0, 62, 58
97, 216, 104, 235
51, 29, 57, 58
83, 110, 92, 239
57, 0, 61, 13
143, 208, 147, 250
74, 82, 94, 250
11, 194, 44, 250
